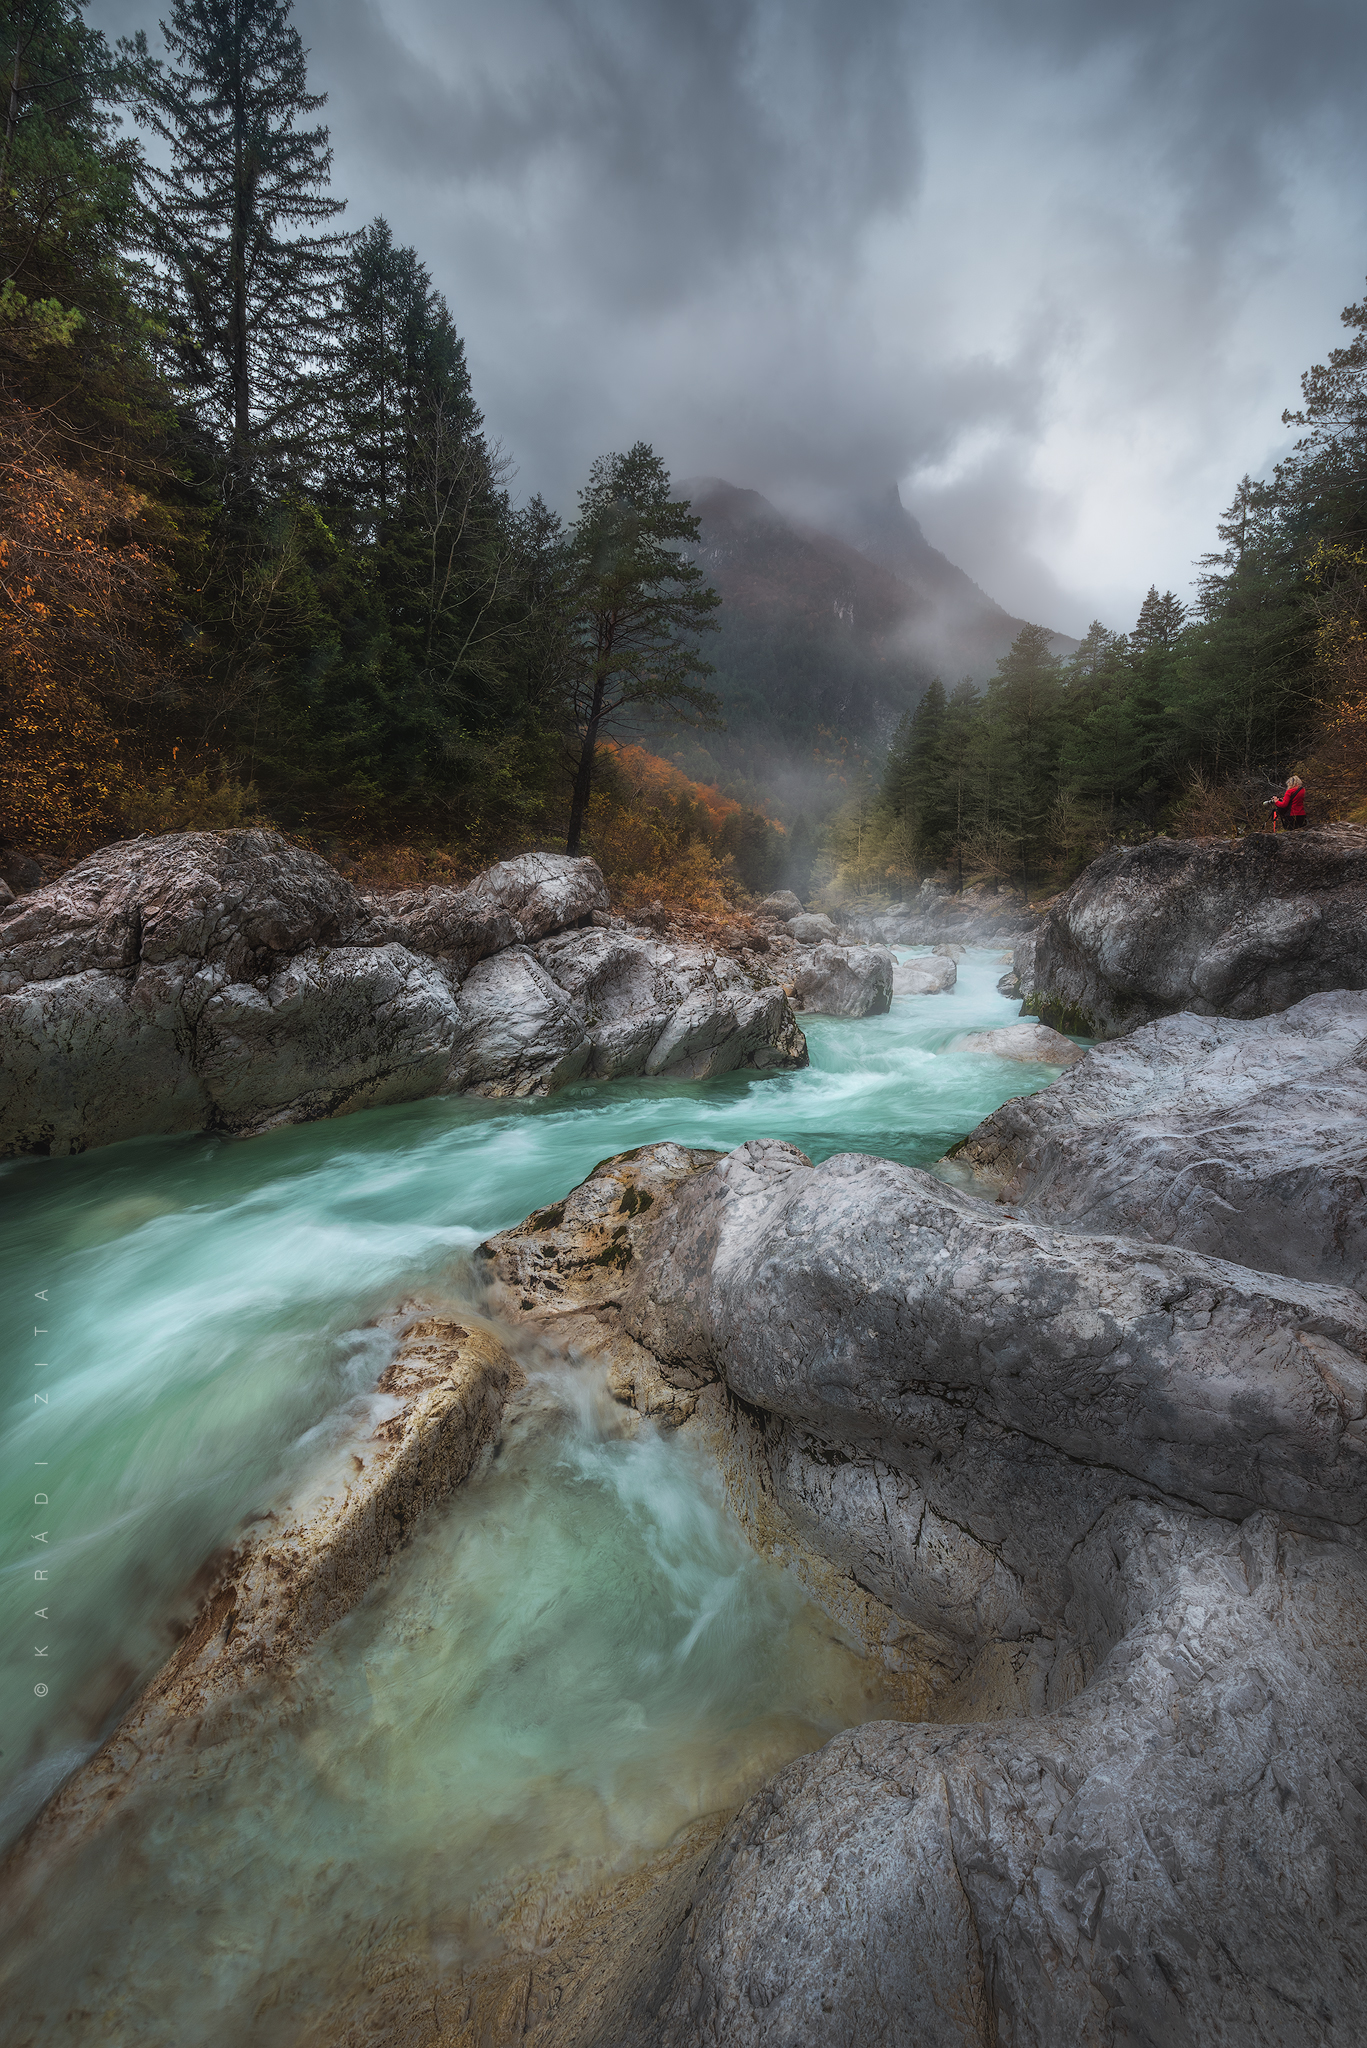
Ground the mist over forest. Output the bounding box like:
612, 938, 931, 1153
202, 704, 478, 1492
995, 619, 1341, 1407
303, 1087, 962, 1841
3, 0, 1367, 912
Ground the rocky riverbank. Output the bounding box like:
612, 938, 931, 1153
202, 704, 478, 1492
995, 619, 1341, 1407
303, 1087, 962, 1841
471, 1100, 1367, 2043
6, 827, 1365, 2044
1015, 825, 1367, 1037
0, 831, 811, 1157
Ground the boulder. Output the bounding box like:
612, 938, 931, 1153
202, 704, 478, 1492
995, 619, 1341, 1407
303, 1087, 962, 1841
955, 990, 1367, 1289
788, 942, 893, 1018
620, 1142, 1367, 1544
0, 834, 806, 1155
1020, 827, 1367, 1038
954, 1019, 1085, 1064
0, 827, 362, 987
459, 849, 610, 941
786, 911, 841, 945
893, 954, 956, 996
753, 890, 804, 920
543, 1138, 1367, 2041
445, 949, 592, 1097
534, 926, 808, 1081
624, 1504, 1367, 2048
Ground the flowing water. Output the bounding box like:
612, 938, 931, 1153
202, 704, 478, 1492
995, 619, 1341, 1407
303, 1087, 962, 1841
0, 950, 1069, 2039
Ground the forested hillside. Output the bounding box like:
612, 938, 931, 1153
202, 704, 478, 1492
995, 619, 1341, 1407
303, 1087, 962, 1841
0, 0, 729, 894
833, 329, 1367, 904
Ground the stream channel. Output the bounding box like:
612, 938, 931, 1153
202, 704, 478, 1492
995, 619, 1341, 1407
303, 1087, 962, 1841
0, 950, 1069, 2040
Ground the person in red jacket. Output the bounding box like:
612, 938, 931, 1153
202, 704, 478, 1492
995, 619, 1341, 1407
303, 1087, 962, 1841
1272, 775, 1307, 829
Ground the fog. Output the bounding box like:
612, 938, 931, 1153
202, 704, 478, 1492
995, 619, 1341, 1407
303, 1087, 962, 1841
91, 0, 1367, 636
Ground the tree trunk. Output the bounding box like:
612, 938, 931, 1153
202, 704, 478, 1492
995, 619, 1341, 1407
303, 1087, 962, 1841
565, 712, 601, 855
231, 88, 251, 460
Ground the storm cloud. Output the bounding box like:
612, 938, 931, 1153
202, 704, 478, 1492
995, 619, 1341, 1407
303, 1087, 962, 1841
93, 0, 1367, 633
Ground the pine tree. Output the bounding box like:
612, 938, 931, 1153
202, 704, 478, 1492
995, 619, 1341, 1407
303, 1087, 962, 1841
121, 0, 345, 471
981, 623, 1064, 899
1131, 585, 1187, 655
563, 446, 721, 855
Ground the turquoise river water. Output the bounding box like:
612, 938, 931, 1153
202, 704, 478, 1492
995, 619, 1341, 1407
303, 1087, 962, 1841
0, 950, 1066, 2042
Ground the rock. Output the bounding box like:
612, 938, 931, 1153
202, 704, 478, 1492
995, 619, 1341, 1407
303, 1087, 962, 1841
550, 1138, 1367, 2040
360, 851, 606, 970
446, 948, 592, 1096
933, 941, 966, 959
359, 883, 522, 972
893, 954, 956, 995
534, 926, 807, 1081
0, 838, 44, 895
1021, 828, 1367, 1037
476, 1143, 728, 1430
0, 835, 806, 1154
0, 878, 13, 909
849, 881, 1040, 948
753, 890, 804, 920
0, 827, 363, 986
788, 942, 893, 1017
786, 911, 841, 945
460, 849, 610, 941
1, 1316, 522, 1886
955, 990, 1367, 1289
620, 1142, 1367, 1544
995, 967, 1020, 995
624, 1504, 1367, 2048
193, 945, 466, 1128
955, 1020, 1085, 1064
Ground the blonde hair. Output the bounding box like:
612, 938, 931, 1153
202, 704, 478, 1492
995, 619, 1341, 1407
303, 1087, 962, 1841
1287, 775, 1304, 789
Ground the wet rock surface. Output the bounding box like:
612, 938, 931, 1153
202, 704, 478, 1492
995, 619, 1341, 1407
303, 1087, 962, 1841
0, 833, 806, 1155
789, 941, 894, 1017
1019, 826, 1367, 1038
954, 1018, 1085, 1064
477, 1132, 1367, 2045
956, 989, 1367, 1289
893, 954, 957, 996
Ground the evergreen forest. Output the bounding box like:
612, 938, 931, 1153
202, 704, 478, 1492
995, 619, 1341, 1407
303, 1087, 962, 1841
3, 0, 1366, 909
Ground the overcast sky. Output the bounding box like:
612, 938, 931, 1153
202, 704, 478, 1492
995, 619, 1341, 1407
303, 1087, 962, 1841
93, 0, 1367, 636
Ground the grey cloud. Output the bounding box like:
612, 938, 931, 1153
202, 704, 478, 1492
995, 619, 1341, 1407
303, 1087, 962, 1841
91, 0, 1367, 634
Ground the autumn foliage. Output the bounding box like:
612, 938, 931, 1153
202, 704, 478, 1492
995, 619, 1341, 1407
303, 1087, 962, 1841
0, 389, 175, 845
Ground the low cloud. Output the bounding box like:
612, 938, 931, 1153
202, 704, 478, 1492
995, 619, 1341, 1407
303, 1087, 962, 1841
92, 0, 1367, 636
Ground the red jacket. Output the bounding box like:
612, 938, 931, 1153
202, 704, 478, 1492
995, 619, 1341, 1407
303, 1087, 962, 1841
1273, 785, 1305, 816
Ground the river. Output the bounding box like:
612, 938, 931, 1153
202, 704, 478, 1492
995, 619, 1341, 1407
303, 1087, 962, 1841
0, 949, 1065, 2040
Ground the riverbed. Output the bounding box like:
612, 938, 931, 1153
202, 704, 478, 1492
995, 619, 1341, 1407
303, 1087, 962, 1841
0, 949, 1067, 2039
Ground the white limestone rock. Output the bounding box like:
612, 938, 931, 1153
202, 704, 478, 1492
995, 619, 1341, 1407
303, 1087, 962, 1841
955, 1019, 1085, 1064
894, 954, 957, 996
786, 911, 841, 945
1021, 827, 1367, 1037
955, 990, 1367, 1288
790, 942, 894, 1017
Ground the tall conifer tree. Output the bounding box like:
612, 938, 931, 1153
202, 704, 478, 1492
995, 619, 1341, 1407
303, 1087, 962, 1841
121, 0, 344, 471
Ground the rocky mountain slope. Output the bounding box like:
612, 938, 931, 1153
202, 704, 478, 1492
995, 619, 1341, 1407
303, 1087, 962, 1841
678, 480, 1073, 785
